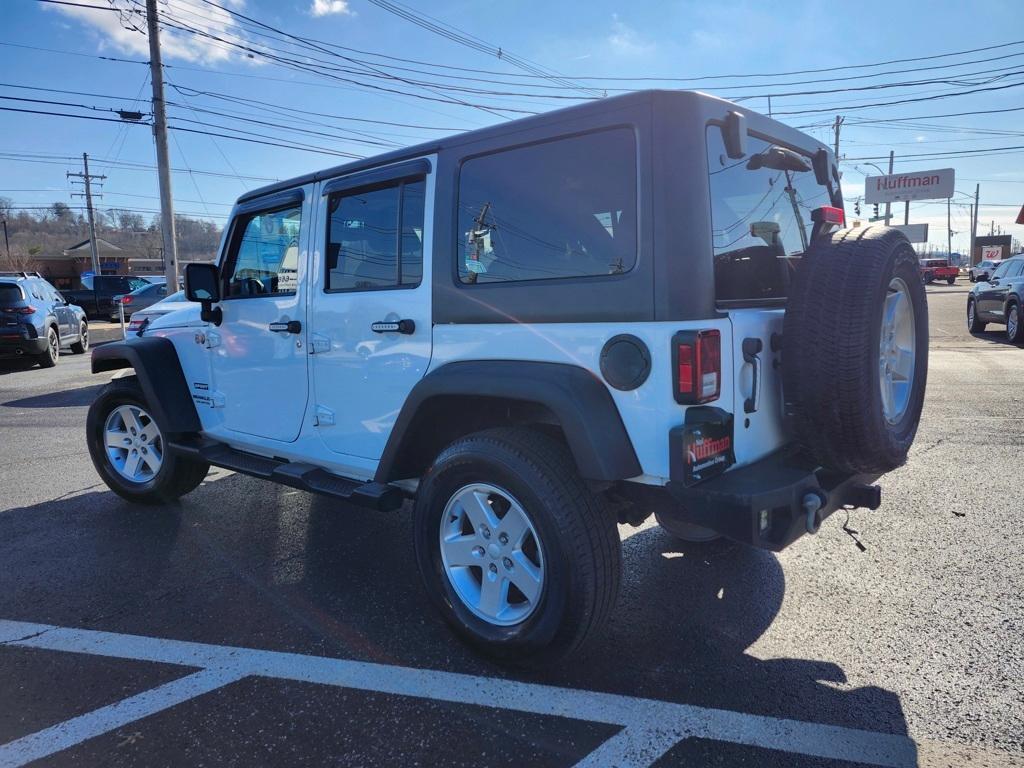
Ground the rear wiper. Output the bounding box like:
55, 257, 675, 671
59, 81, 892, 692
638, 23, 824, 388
135, 317, 151, 337
747, 146, 811, 173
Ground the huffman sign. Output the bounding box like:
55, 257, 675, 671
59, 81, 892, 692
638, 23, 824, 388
864, 168, 955, 204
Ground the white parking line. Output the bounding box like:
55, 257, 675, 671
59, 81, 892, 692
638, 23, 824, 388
0, 619, 932, 767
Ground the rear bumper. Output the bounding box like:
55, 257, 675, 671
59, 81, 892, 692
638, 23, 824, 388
662, 449, 880, 551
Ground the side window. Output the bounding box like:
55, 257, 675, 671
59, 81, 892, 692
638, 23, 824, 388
325, 178, 425, 292
992, 261, 1013, 279
224, 205, 302, 298
1006, 261, 1024, 278
456, 128, 637, 284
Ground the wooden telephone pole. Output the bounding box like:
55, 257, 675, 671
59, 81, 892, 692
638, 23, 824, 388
146, 0, 178, 287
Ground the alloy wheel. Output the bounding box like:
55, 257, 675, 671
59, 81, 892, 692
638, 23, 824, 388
439, 483, 544, 627
879, 277, 916, 425
103, 404, 163, 483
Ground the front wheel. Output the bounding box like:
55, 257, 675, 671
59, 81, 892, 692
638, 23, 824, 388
947, 276, 956, 285
87, 377, 209, 505
413, 428, 621, 666
967, 299, 986, 334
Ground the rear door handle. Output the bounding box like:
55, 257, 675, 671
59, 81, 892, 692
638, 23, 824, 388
268, 320, 302, 334
742, 337, 763, 414
371, 319, 415, 334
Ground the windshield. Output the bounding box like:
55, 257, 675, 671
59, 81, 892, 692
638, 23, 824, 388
707, 127, 834, 303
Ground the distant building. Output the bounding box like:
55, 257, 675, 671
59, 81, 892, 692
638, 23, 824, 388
31, 238, 168, 290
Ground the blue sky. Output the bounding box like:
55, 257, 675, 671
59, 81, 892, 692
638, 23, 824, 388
1, 0, 1022, 253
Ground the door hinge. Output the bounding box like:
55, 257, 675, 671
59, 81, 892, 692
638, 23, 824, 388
310, 333, 331, 354
315, 405, 335, 426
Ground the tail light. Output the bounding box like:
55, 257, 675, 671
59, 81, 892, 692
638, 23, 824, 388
1, 306, 36, 314
811, 206, 845, 226
672, 329, 721, 404
120, 296, 133, 305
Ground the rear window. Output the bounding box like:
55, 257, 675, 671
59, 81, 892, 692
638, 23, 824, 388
707, 127, 833, 302
457, 128, 637, 284
0, 283, 24, 303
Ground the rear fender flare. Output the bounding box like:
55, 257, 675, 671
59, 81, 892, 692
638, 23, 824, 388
375, 360, 642, 483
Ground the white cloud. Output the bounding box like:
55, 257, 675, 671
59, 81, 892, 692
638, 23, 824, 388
608, 13, 654, 56
310, 0, 352, 17
44, 0, 256, 65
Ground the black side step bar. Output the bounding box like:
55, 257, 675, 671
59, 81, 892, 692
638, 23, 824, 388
169, 438, 404, 512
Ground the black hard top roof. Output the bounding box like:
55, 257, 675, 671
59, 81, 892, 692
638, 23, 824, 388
238, 90, 687, 204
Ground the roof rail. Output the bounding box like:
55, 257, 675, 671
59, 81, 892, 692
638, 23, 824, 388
0, 271, 43, 278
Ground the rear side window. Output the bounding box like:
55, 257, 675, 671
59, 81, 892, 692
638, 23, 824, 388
325, 178, 425, 292
707, 127, 833, 302
457, 128, 637, 284
0, 284, 23, 303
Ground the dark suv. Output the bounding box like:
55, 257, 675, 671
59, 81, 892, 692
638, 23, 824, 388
967, 255, 1024, 343
0, 272, 89, 367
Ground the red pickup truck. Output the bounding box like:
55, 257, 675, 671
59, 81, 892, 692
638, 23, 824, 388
920, 258, 958, 285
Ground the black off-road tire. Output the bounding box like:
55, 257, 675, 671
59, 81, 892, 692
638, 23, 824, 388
70, 322, 89, 354
783, 226, 928, 474
87, 376, 209, 505
36, 326, 59, 368
967, 298, 986, 334
1007, 301, 1024, 345
413, 427, 621, 667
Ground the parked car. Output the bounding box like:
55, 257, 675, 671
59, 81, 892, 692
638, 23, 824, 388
64, 274, 152, 320
125, 290, 196, 334
967, 255, 1024, 343
110, 282, 171, 322
969, 259, 1002, 282
0, 271, 89, 367
86, 90, 928, 665
919, 258, 958, 285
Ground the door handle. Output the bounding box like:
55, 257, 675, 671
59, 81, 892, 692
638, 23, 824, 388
268, 320, 302, 334
371, 319, 415, 335
742, 337, 763, 414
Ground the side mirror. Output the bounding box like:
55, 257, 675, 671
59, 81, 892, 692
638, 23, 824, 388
185, 263, 222, 325
723, 111, 748, 159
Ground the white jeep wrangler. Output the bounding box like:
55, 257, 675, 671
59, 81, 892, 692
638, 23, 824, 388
87, 91, 928, 665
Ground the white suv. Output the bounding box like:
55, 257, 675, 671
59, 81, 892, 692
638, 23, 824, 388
86, 91, 928, 665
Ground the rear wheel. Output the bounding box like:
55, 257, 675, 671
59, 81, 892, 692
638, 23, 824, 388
1007, 302, 1023, 344
783, 226, 928, 474
947, 276, 956, 285
36, 326, 59, 368
70, 322, 89, 354
413, 427, 621, 666
87, 377, 209, 504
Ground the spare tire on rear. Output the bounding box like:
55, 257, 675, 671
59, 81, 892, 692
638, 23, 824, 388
782, 226, 928, 474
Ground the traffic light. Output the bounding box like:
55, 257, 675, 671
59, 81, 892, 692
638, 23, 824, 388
873, 203, 879, 218
854, 199, 861, 216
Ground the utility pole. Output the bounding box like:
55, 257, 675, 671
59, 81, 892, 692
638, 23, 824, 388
970, 183, 979, 264
884, 150, 894, 226
947, 197, 952, 259
832, 115, 843, 160
67, 152, 105, 278
146, 0, 178, 287
1, 217, 9, 261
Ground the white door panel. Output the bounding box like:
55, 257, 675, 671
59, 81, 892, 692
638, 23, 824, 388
209, 189, 313, 443
310, 160, 434, 461
727, 308, 787, 467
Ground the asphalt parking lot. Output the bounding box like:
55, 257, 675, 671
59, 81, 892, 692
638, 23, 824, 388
0, 284, 1021, 767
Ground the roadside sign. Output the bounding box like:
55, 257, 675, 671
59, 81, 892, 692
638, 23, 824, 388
981, 245, 1002, 261
864, 168, 955, 204
1016, 205, 1024, 225
891, 223, 929, 243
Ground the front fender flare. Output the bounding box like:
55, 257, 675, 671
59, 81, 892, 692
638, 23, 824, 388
91, 336, 201, 434
375, 360, 642, 483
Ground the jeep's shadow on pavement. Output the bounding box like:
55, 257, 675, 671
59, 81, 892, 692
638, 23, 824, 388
0, 473, 916, 766
2, 382, 105, 408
